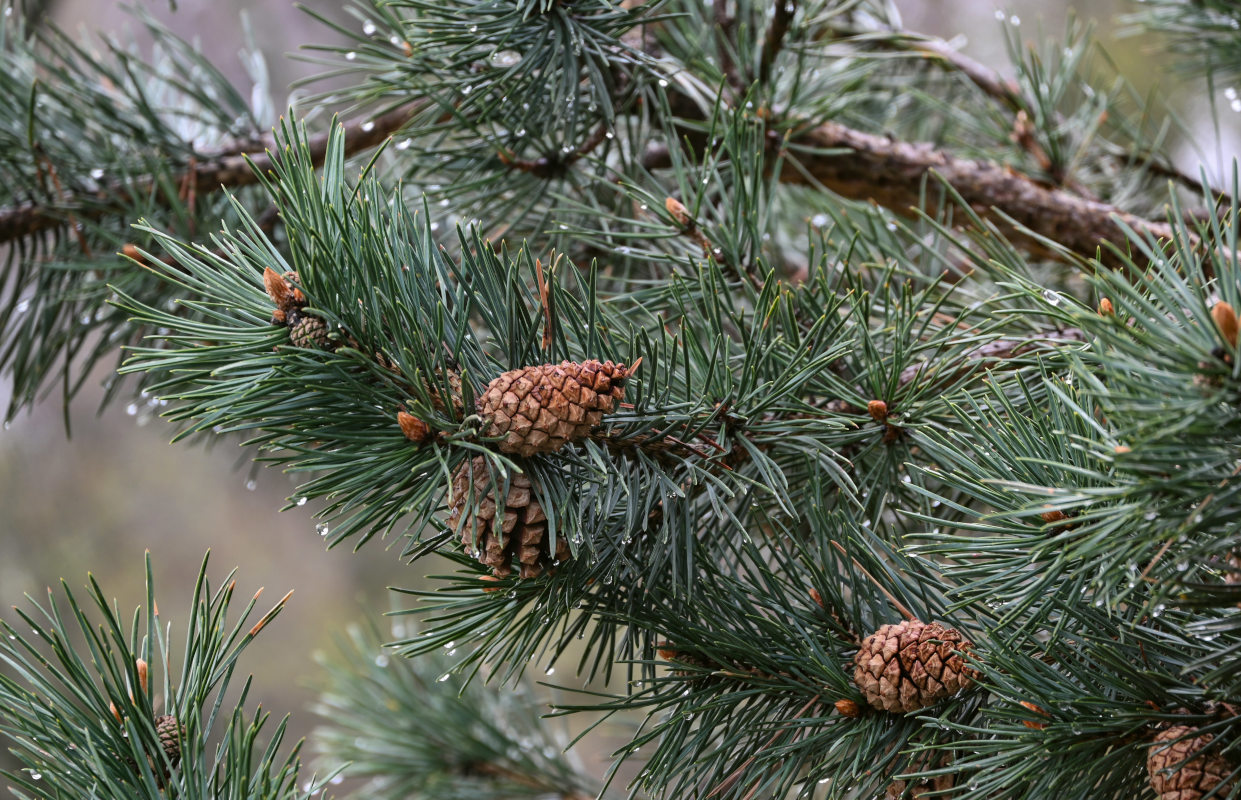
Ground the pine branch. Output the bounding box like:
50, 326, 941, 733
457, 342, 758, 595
0, 105, 416, 247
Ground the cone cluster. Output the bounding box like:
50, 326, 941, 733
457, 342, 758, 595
263, 267, 332, 350
478, 360, 631, 457
449, 456, 568, 578
1148, 725, 1236, 800
852, 619, 976, 713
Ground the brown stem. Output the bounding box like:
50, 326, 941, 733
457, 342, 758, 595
777, 120, 1183, 261
758, 0, 795, 86
0, 105, 418, 246
880, 31, 1220, 205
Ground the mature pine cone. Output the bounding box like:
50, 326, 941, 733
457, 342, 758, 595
290, 315, 330, 349
1148, 725, 1236, 800
853, 619, 976, 713
449, 456, 569, 578
478, 360, 631, 457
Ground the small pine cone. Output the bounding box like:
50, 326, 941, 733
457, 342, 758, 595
1212, 301, 1239, 349
853, 619, 976, 713
479, 360, 631, 457
429, 369, 466, 417
449, 456, 568, 578
1148, 725, 1236, 800
150, 714, 182, 786
290, 315, 330, 349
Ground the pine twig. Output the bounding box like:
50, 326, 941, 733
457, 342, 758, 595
0, 105, 418, 246
758, 0, 795, 85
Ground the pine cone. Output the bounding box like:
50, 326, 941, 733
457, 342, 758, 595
478, 360, 631, 457
1148, 725, 1236, 800
449, 456, 569, 578
430, 368, 466, 417
290, 315, 330, 349
886, 772, 955, 799
154, 714, 182, 766
853, 619, 976, 713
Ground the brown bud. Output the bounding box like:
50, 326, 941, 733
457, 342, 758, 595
1040, 509, 1068, 524
657, 642, 680, 661
1019, 700, 1049, 729
263, 266, 294, 309
835, 698, 862, 718
281, 271, 306, 305
1114, 445, 1131, 454
121, 243, 144, 263
1097, 297, 1113, 316
808, 587, 824, 608
1212, 300, 1238, 348
136, 658, 149, 695
478, 575, 504, 593
867, 399, 888, 423
397, 411, 431, 444
665, 196, 692, 227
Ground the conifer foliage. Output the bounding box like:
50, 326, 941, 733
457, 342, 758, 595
2, 0, 1241, 797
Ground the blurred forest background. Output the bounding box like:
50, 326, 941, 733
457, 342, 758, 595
1, 0, 1238, 784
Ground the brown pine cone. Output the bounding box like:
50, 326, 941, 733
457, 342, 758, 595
478, 360, 632, 457
853, 619, 976, 713
1148, 725, 1236, 800
430, 368, 466, 417
886, 772, 955, 799
290, 315, 330, 349
449, 456, 569, 578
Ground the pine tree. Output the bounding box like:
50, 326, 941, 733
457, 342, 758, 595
2, 0, 1240, 797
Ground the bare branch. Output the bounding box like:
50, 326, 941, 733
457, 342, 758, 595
0, 105, 418, 246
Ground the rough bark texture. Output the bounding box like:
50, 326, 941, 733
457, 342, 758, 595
782, 120, 1180, 260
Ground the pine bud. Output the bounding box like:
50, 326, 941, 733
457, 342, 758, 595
1097, 297, 1113, 316
397, 411, 431, 443
665, 196, 692, 227
834, 698, 861, 717
868, 400, 888, 423
1211, 301, 1238, 348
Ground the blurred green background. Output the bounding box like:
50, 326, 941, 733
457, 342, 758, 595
0, 0, 1234, 788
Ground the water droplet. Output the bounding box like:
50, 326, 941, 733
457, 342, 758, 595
515, 128, 526, 137
469, 25, 477, 32
345, 51, 357, 61
1010, 14, 1021, 25
316, 522, 330, 536
492, 49, 522, 67
545, 666, 555, 675
126, 403, 138, 416
295, 497, 307, 507
390, 35, 402, 46
374, 653, 389, 667
658, 79, 668, 87
1230, 99, 1241, 114
994, 9, 1005, 19
605, 131, 614, 139
245, 479, 257, 491
15, 298, 29, 313
90, 168, 105, 180
28, 771, 41, 780
462, 84, 473, 95
361, 120, 375, 132
437, 672, 451, 682
362, 20, 376, 35
1041, 289, 1062, 306
396, 138, 412, 150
